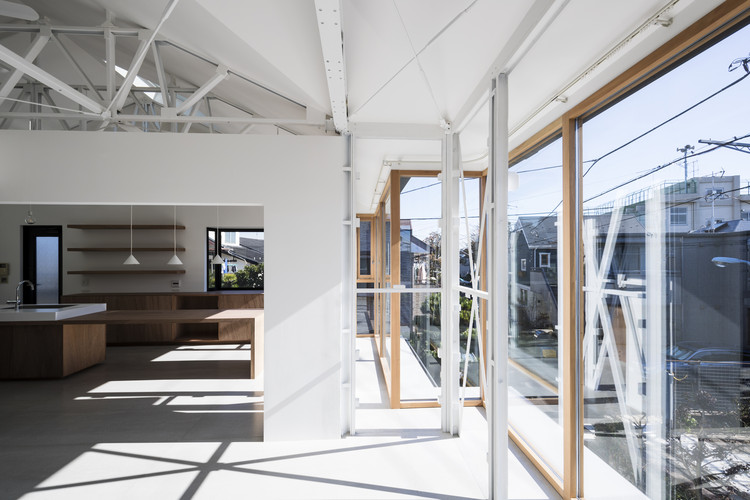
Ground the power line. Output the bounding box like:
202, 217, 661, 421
582, 70, 750, 178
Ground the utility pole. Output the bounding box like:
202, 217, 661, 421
676, 145, 694, 193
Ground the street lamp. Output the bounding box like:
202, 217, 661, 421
711, 256, 750, 268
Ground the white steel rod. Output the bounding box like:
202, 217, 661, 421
50, 33, 103, 101
151, 41, 172, 108
105, 27, 115, 102
0, 43, 105, 114
175, 65, 228, 115
0, 112, 322, 125
0, 32, 49, 99
455, 285, 489, 299
109, 0, 180, 113
354, 287, 443, 294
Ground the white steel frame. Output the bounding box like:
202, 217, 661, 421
0, 20, 324, 133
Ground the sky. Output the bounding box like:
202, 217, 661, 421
510, 21, 750, 223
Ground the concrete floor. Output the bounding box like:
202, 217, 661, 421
0, 339, 560, 499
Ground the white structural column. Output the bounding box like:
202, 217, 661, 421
441, 130, 461, 435
488, 73, 509, 500
341, 133, 355, 436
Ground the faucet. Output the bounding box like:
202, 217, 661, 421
7, 280, 34, 310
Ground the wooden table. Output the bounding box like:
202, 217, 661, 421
0, 309, 263, 379
70, 309, 264, 378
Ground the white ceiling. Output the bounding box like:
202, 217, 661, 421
0, 0, 726, 212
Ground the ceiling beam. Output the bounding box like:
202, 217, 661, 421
0, 111, 324, 127
0, 29, 49, 100
452, 0, 567, 133
50, 33, 104, 101
151, 41, 172, 107
105, 27, 115, 102
108, 0, 181, 113
314, 0, 348, 133
348, 122, 444, 140
0, 42, 105, 114
174, 65, 228, 115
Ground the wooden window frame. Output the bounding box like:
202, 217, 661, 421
507, 2, 750, 499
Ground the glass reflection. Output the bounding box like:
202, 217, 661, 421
399, 175, 442, 402
581, 24, 750, 499
508, 137, 564, 478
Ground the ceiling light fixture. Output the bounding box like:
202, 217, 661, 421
123, 205, 140, 265
212, 205, 224, 265
167, 205, 183, 266
24, 206, 36, 224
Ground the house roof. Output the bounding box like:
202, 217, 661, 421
691, 219, 750, 233
516, 216, 557, 249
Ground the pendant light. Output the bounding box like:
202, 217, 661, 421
212, 205, 224, 265
167, 205, 183, 265
123, 205, 140, 265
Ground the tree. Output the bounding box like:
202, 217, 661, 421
235, 262, 264, 289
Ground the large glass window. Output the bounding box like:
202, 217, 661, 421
580, 23, 750, 499
207, 228, 264, 290
508, 136, 564, 480
399, 175, 442, 403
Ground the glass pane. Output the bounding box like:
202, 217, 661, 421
356, 282, 374, 335
399, 290, 441, 401
400, 175, 442, 402
35, 236, 58, 303
221, 230, 264, 290
459, 177, 482, 287
383, 195, 392, 368
359, 220, 371, 276
208, 229, 217, 288
208, 229, 264, 290
508, 137, 563, 478
460, 296, 485, 400
459, 176, 484, 401
581, 25, 750, 499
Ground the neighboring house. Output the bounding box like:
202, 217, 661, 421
511, 216, 559, 329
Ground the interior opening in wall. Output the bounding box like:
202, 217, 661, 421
0, 204, 264, 295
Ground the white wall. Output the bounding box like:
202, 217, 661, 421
0, 204, 263, 294
0, 130, 346, 441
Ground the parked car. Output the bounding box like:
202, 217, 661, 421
666, 342, 750, 401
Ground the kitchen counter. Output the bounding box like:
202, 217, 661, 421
0, 303, 106, 322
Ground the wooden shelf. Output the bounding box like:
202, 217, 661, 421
67, 224, 186, 230
67, 247, 186, 252
67, 270, 186, 275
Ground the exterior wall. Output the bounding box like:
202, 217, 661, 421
0, 130, 346, 441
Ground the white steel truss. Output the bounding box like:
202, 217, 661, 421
0, 21, 329, 134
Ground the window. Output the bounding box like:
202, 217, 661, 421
670, 206, 688, 225
580, 20, 750, 499
207, 228, 263, 290
520, 258, 527, 271
539, 252, 551, 268
358, 219, 372, 277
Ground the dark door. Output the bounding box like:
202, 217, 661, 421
22, 225, 63, 304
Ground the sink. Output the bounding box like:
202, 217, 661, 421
0, 303, 106, 321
